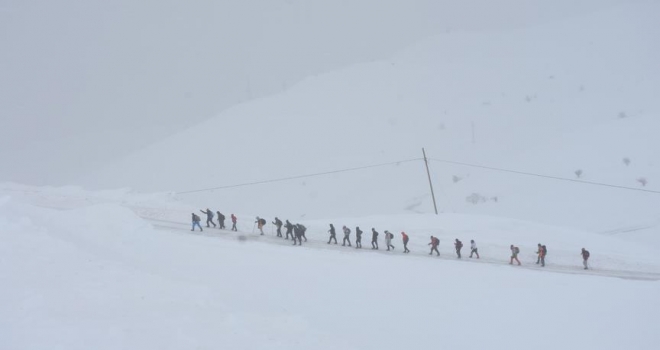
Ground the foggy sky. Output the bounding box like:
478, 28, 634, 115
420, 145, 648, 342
0, 0, 627, 187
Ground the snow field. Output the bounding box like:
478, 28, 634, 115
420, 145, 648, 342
1, 193, 659, 349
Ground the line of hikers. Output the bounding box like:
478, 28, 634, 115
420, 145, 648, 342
191, 211, 591, 269
192, 210, 309, 245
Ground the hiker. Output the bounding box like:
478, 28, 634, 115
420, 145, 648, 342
384, 230, 395, 251
231, 214, 238, 231
539, 245, 547, 267
371, 228, 379, 249
342, 226, 351, 246
297, 223, 307, 242
216, 211, 226, 229
328, 224, 338, 244
469, 239, 479, 259
581, 248, 590, 270
191, 213, 203, 232
510, 245, 521, 265
401, 232, 410, 253
428, 236, 440, 256
355, 226, 363, 249
454, 239, 463, 258
292, 224, 302, 246
200, 208, 216, 228
535, 244, 543, 264
273, 217, 283, 237
255, 216, 266, 235
284, 220, 294, 240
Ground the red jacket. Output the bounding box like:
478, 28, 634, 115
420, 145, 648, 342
401, 233, 409, 242
231, 214, 237, 223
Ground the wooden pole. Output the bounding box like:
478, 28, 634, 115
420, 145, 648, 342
422, 148, 439, 215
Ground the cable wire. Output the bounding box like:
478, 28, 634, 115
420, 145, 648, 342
429, 158, 660, 195
176, 158, 423, 195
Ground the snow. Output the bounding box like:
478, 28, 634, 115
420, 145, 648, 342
78, 2, 660, 245
2, 1, 659, 349
1, 185, 660, 349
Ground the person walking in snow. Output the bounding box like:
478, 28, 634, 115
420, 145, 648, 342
384, 230, 395, 251
231, 214, 238, 231
535, 243, 543, 264
510, 244, 521, 265
355, 226, 363, 249
255, 216, 266, 235
342, 226, 351, 246
371, 228, 379, 250
273, 217, 283, 237
284, 220, 294, 240
469, 239, 479, 259
191, 213, 203, 232
200, 208, 216, 228
539, 245, 547, 267
298, 223, 308, 242
217, 211, 226, 229
292, 224, 302, 246
454, 239, 463, 259
428, 236, 440, 256
401, 232, 410, 253
328, 224, 338, 244
581, 248, 590, 270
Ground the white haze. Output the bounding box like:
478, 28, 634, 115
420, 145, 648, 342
0, 0, 628, 185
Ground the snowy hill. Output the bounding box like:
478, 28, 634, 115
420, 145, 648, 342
80, 2, 660, 240
1, 185, 660, 349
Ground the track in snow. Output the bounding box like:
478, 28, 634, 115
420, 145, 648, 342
146, 217, 660, 282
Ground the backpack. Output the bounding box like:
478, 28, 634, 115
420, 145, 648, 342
300, 225, 307, 233
584, 250, 590, 258
259, 218, 266, 225
514, 247, 520, 254
457, 241, 463, 249
542, 246, 548, 255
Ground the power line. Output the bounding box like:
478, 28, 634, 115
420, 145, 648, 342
429, 158, 660, 195
176, 158, 423, 195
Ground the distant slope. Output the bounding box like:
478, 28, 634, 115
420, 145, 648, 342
81, 2, 660, 237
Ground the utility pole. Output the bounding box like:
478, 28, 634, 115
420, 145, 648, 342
422, 148, 439, 215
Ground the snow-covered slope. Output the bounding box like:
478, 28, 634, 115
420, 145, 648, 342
81, 2, 660, 240
1, 186, 659, 349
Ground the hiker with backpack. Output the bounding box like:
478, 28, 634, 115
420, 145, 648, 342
539, 245, 547, 267
284, 220, 294, 239
297, 223, 307, 242
231, 214, 238, 231
191, 213, 203, 232
292, 224, 302, 246
217, 211, 226, 229
371, 228, 379, 249
581, 248, 590, 270
454, 239, 463, 258
401, 232, 410, 253
273, 217, 283, 237
510, 245, 521, 265
428, 236, 440, 256
200, 208, 216, 228
342, 226, 351, 246
469, 239, 479, 259
384, 230, 395, 251
328, 224, 338, 244
255, 217, 266, 235
535, 244, 543, 264
355, 226, 363, 248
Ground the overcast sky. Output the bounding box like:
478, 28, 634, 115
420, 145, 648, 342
0, 0, 628, 187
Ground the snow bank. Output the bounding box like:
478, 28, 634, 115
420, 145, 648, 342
1, 187, 660, 349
